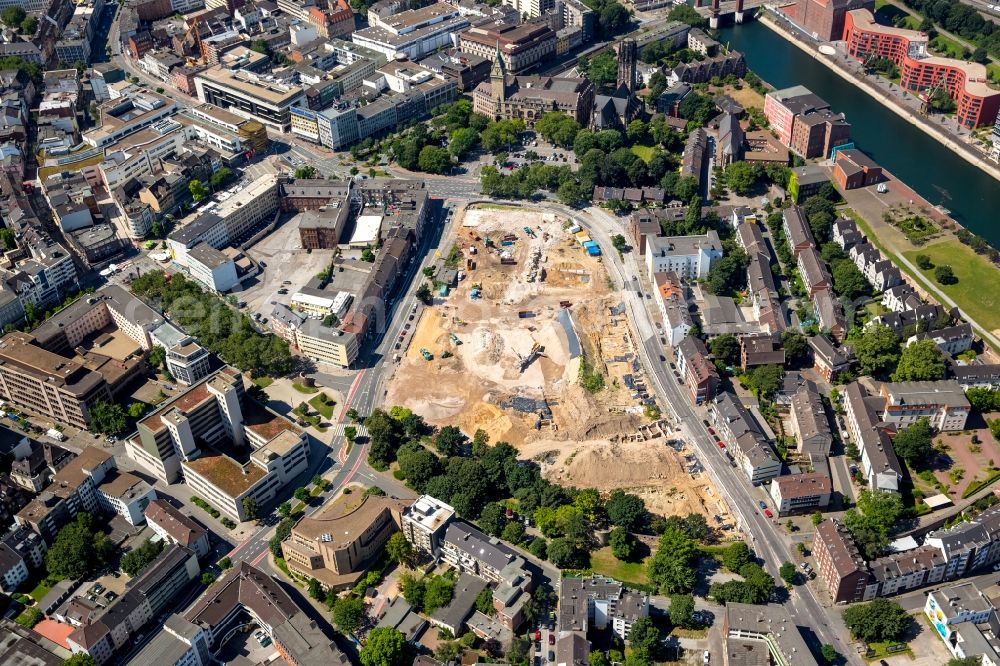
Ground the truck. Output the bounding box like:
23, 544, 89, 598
420, 348, 433, 361
450, 333, 462, 345
46, 428, 65, 442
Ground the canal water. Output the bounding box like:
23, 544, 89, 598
718, 20, 1000, 246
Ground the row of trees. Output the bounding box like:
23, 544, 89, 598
899, 0, 1000, 62
130, 271, 293, 377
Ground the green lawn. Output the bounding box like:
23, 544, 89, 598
988, 63, 1000, 82
28, 577, 57, 603
630, 145, 656, 163
292, 382, 319, 394
903, 239, 1000, 333
931, 34, 966, 59
588, 547, 651, 586
863, 641, 912, 662
252, 376, 274, 389
308, 393, 335, 419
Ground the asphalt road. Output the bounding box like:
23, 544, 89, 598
105, 33, 852, 658
548, 203, 863, 665
223, 196, 459, 570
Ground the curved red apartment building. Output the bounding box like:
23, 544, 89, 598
843, 9, 1000, 128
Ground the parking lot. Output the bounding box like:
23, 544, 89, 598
216, 619, 279, 665
236, 215, 339, 318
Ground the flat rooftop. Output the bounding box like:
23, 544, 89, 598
243, 400, 301, 441
195, 67, 306, 107
292, 492, 410, 549
183, 453, 266, 497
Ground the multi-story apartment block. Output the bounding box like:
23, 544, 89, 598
95, 471, 156, 525
127, 615, 212, 666
808, 335, 853, 381
781, 205, 815, 258
769, 472, 831, 515
184, 561, 350, 665
764, 85, 851, 157
816, 289, 847, 342
710, 393, 781, 485
144, 498, 210, 560
843, 381, 904, 493
952, 363, 1000, 391
924, 504, 1000, 581
925, 583, 1000, 664
798, 247, 832, 295
644, 232, 723, 281
813, 519, 870, 603
789, 382, 833, 457
740, 333, 785, 369
908, 323, 973, 357
724, 603, 818, 665
557, 575, 648, 640
67, 544, 200, 664
400, 495, 455, 555
441, 521, 531, 585
843, 9, 1000, 128
282, 492, 410, 590
878, 380, 971, 431
653, 272, 691, 346
867, 545, 947, 598
0, 542, 29, 593
14, 448, 122, 541
675, 336, 719, 404
2, 525, 48, 569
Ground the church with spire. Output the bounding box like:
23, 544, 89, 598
472, 40, 595, 126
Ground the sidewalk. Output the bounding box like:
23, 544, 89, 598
761, 11, 1000, 183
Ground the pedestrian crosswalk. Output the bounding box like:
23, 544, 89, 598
328, 423, 368, 438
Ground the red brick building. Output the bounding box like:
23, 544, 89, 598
795, 0, 874, 42
813, 518, 870, 603
310, 0, 355, 40
789, 108, 851, 159
843, 9, 1000, 128
833, 148, 883, 189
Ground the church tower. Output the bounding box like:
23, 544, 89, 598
490, 41, 508, 115
616, 39, 637, 92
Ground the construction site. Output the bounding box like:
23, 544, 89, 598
385, 205, 732, 523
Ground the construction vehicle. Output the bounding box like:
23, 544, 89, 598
523, 226, 536, 238
420, 348, 433, 361
517, 343, 543, 372
450, 333, 462, 345
441, 350, 453, 359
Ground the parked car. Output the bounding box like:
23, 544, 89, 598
764, 509, 773, 518
548, 634, 555, 646
758, 501, 767, 510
